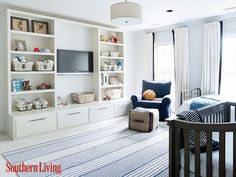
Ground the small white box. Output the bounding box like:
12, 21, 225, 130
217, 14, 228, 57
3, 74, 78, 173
105, 89, 122, 99
110, 51, 119, 57
100, 51, 109, 57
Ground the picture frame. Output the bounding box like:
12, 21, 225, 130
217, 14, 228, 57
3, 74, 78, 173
11, 16, 29, 32
15, 39, 27, 51
32, 20, 49, 34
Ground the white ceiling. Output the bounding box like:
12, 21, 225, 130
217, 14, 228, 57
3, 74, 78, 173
1, 0, 236, 30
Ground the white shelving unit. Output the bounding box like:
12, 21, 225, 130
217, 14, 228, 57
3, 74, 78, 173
98, 28, 125, 101
7, 9, 56, 114
5, 9, 128, 139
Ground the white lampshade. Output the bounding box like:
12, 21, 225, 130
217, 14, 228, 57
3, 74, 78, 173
110, 1, 142, 25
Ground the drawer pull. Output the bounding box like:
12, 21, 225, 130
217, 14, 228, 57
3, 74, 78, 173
29, 118, 46, 122
68, 112, 81, 116
98, 107, 109, 111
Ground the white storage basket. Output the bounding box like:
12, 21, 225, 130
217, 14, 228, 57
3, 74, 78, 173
100, 51, 109, 57
34, 60, 54, 71
11, 61, 33, 71
105, 89, 122, 99
33, 98, 48, 109
110, 51, 119, 57
15, 98, 33, 111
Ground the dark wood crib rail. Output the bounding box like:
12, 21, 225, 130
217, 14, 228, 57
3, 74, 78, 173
168, 102, 236, 177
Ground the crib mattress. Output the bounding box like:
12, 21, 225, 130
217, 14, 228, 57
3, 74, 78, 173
180, 132, 233, 177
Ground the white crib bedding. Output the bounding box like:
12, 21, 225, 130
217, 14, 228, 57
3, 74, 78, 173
180, 132, 233, 177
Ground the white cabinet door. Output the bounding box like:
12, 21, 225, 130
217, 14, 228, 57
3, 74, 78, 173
57, 107, 89, 129
114, 101, 131, 117
15, 112, 57, 138
90, 104, 114, 122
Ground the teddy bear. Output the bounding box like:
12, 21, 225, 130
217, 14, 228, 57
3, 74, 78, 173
23, 80, 31, 90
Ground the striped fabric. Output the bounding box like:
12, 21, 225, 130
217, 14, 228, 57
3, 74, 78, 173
3, 120, 169, 177
177, 110, 207, 151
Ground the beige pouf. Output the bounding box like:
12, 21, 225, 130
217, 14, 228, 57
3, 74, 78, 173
129, 107, 159, 132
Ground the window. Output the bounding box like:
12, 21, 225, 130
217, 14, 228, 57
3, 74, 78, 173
154, 42, 175, 111
221, 36, 236, 99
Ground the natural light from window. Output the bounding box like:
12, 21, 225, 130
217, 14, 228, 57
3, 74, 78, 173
221, 36, 236, 100
155, 43, 175, 111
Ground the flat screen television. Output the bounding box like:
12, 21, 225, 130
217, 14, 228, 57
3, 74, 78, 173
57, 49, 93, 73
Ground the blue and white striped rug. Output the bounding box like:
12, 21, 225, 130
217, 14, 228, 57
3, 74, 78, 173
3, 120, 169, 177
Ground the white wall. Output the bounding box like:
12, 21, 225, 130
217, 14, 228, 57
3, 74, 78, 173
55, 20, 95, 102
124, 31, 138, 97
133, 31, 145, 94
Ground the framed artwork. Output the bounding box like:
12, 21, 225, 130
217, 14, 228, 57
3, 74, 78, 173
32, 20, 49, 34
11, 16, 29, 32
15, 39, 27, 51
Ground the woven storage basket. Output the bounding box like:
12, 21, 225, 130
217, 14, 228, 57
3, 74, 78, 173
34, 60, 54, 71
11, 62, 33, 71
71, 92, 95, 104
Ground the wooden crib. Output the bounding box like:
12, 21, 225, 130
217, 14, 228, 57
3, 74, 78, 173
167, 102, 236, 177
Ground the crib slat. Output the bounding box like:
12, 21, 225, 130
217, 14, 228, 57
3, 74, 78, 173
206, 132, 212, 177
194, 130, 200, 177
233, 131, 236, 177
219, 131, 226, 177
174, 128, 180, 177
184, 129, 190, 177
234, 106, 236, 122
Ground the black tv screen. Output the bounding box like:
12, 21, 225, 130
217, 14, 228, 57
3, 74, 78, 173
57, 49, 93, 73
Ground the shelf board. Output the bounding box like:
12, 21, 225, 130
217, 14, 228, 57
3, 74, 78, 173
11, 71, 55, 74
10, 51, 55, 56
100, 56, 124, 60
100, 71, 124, 74
11, 89, 55, 96
100, 84, 124, 88
10, 30, 55, 38
100, 41, 124, 46
11, 107, 56, 117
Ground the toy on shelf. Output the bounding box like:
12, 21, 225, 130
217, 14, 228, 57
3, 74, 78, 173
110, 34, 119, 43
12, 79, 24, 92
103, 95, 111, 101
23, 80, 31, 90
116, 61, 123, 71
40, 48, 51, 53
34, 47, 40, 52
37, 83, 51, 90
100, 35, 108, 42
57, 96, 68, 106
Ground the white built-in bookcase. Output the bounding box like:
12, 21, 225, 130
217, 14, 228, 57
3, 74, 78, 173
98, 28, 125, 100
6, 9, 125, 116
7, 9, 56, 114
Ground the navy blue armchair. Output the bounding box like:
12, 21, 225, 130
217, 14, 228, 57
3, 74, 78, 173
131, 80, 172, 121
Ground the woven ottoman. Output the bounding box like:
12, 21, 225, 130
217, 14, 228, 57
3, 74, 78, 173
129, 107, 159, 132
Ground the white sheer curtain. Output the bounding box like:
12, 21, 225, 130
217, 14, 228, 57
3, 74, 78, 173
201, 22, 221, 95
173, 27, 190, 110
154, 31, 175, 111
143, 33, 154, 80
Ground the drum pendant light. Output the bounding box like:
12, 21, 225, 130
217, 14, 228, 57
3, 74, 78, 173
110, 0, 142, 25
